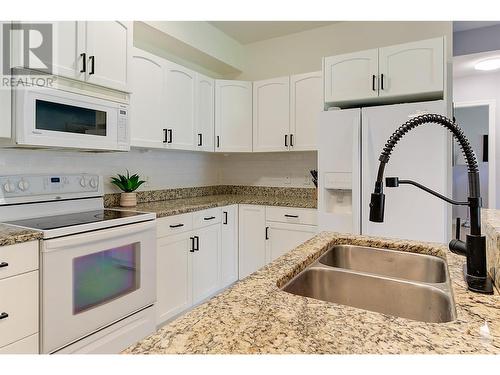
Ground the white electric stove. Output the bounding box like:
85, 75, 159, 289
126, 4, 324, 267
0, 174, 157, 354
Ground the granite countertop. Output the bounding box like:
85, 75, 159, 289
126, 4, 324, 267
124, 232, 500, 354
0, 223, 43, 247
130, 194, 317, 218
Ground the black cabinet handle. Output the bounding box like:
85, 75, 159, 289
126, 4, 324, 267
223, 211, 228, 225
0, 262, 8, 268
372, 75, 376, 91
169, 223, 184, 228
167, 129, 173, 143
216, 135, 220, 148
204, 216, 216, 221
285, 134, 288, 147
284, 214, 299, 218
198, 133, 202, 147
380, 74, 385, 90
0, 312, 8, 320
194, 236, 199, 251
80, 53, 86, 73
265, 226, 269, 240
189, 237, 195, 252
89, 56, 95, 75
290, 134, 294, 147
163, 129, 168, 143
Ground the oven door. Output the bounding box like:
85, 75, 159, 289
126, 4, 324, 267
41, 220, 156, 354
15, 86, 129, 151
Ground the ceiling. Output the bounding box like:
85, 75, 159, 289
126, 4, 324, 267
453, 21, 500, 33
453, 50, 500, 78
209, 21, 338, 44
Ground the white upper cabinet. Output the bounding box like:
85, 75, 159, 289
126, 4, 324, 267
253, 76, 290, 152
323, 37, 445, 107
378, 37, 444, 99
164, 61, 196, 151
130, 48, 165, 149
10, 21, 132, 92
290, 71, 322, 151
0, 22, 11, 139
323, 49, 379, 105
195, 73, 215, 152
51, 21, 81, 79
215, 80, 253, 152
83, 21, 132, 92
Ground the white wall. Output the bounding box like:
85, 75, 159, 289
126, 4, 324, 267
454, 71, 500, 208
238, 21, 452, 80
0, 148, 219, 194
217, 151, 317, 188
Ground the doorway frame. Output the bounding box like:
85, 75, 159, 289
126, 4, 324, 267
454, 100, 496, 209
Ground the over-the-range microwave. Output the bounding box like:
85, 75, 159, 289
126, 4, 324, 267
14, 86, 130, 151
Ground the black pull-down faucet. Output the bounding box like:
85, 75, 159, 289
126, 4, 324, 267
369, 113, 493, 294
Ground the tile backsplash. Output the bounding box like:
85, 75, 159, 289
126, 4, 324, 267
0, 148, 318, 192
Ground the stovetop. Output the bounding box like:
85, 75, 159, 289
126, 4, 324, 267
6, 209, 149, 231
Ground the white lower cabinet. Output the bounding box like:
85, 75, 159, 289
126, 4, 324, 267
221, 205, 239, 286
156, 207, 234, 325
0, 241, 39, 354
156, 231, 193, 324
238, 205, 267, 279
192, 224, 221, 304
156, 204, 317, 324
266, 222, 317, 263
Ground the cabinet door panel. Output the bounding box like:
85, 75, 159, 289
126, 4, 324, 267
290, 71, 322, 151
196, 73, 215, 152
221, 205, 238, 287
85, 21, 131, 91
324, 49, 378, 104
215, 80, 253, 152
253, 77, 290, 152
130, 49, 165, 148
378, 37, 444, 99
164, 62, 196, 150
266, 223, 317, 263
238, 205, 266, 279
192, 225, 221, 304
156, 233, 192, 324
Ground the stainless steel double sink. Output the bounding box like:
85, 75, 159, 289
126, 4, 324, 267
282, 245, 457, 323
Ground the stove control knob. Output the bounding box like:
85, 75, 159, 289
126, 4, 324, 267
79, 177, 87, 187
89, 178, 98, 189
3, 181, 15, 193
18, 179, 30, 191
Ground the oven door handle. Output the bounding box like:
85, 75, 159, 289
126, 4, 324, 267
41, 220, 156, 251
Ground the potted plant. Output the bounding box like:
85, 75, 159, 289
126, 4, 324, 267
110, 171, 146, 207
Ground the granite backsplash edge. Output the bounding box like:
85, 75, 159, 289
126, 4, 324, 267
103, 185, 316, 207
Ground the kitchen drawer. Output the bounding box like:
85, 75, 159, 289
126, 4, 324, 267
193, 207, 222, 229
0, 271, 39, 348
0, 241, 38, 281
157, 213, 193, 237
0, 333, 38, 354
265, 206, 318, 225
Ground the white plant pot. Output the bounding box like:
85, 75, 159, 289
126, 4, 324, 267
120, 192, 137, 207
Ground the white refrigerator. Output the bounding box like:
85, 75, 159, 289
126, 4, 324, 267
318, 100, 450, 243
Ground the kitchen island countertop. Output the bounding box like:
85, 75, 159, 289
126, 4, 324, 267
124, 231, 500, 354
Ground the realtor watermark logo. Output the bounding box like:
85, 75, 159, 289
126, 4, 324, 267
1, 22, 56, 89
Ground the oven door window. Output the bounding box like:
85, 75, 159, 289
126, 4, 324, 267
35, 99, 107, 136
73, 243, 140, 314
